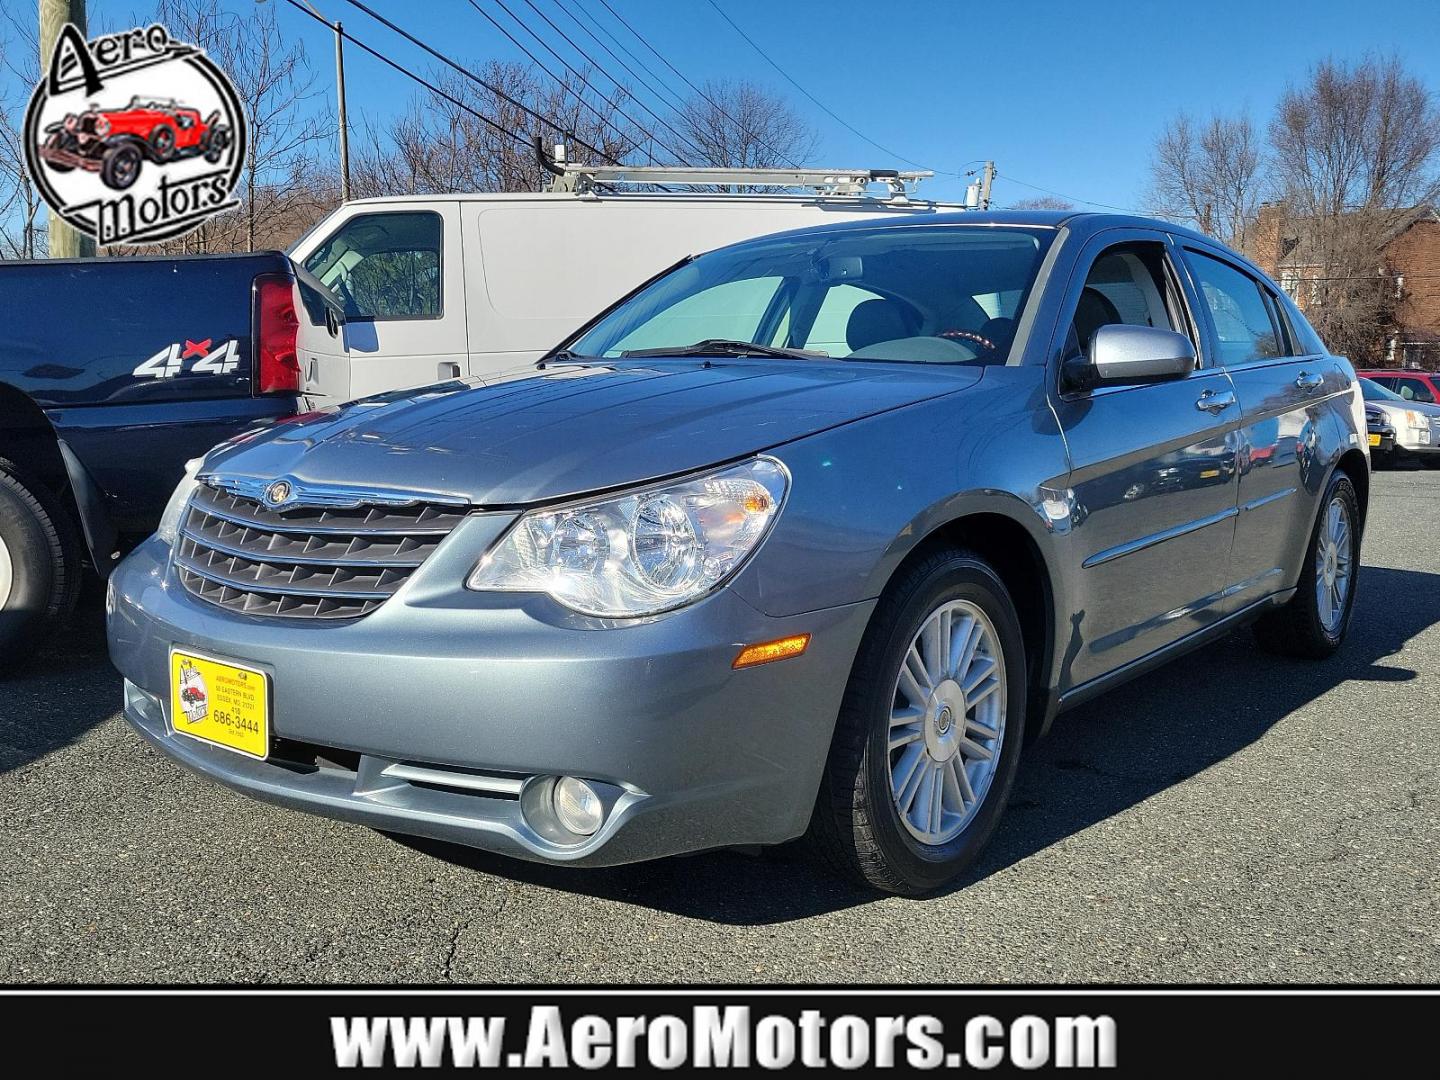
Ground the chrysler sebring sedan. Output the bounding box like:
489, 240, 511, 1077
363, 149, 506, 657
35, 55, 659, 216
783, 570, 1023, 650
108, 212, 1368, 895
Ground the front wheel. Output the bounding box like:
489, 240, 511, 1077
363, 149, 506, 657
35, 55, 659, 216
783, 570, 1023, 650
809, 548, 1028, 896
1253, 472, 1360, 659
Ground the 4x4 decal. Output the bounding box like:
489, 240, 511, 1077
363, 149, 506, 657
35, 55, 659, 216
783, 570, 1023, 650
132, 337, 239, 379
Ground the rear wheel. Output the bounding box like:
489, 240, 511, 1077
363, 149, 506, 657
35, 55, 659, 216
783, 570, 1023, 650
0, 460, 82, 673
1254, 472, 1360, 659
809, 548, 1027, 896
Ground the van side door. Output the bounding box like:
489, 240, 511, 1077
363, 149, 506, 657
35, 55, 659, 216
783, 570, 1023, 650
1049, 231, 1242, 689
1180, 244, 1339, 611
295, 205, 468, 402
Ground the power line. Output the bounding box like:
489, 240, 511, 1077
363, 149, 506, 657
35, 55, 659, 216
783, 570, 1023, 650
282, 0, 529, 151
506, 0, 707, 163
468, 0, 695, 165
564, 0, 692, 116
703, 0, 948, 175
997, 173, 1143, 214
588, 0, 803, 170
336, 0, 623, 165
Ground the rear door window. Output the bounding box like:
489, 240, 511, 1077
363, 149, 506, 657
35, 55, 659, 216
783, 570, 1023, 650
1185, 250, 1283, 366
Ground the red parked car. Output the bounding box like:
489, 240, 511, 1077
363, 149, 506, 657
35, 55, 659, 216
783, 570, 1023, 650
39, 96, 232, 191
1357, 369, 1440, 405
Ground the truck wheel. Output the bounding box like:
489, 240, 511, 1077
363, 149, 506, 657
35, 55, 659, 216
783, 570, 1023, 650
100, 143, 142, 190
1253, 472, 1360, 660
0, 460, 82, 673
808, 547, 1028, 896
149, 124, 176, 162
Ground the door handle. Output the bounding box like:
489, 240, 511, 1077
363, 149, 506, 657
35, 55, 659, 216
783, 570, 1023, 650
1195, 389, 1237, 414
1295, 370, 1324, 391
306, 357, 318, 383
438, 361, 462, 380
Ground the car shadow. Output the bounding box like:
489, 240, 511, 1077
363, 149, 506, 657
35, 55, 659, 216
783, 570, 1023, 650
397, 564, 1438, 924
0, 583, 114, 773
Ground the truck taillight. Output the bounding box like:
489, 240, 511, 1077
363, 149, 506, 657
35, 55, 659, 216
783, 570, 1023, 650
253, 273, 301, 395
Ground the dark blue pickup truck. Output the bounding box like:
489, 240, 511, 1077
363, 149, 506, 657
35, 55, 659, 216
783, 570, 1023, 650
0, 252, 312, 665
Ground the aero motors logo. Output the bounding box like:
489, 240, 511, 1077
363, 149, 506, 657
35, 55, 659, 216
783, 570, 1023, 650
23, 23, 246, 246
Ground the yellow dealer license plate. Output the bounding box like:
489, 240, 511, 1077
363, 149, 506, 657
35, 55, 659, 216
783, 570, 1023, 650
170, 649, 269, 759
1368, 433, 1382, 447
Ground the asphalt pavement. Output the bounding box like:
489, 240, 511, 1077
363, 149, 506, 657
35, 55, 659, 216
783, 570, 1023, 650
1, 469, 1436, 984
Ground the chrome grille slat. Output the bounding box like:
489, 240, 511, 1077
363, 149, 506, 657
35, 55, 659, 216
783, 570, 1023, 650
176, 482, 467, 620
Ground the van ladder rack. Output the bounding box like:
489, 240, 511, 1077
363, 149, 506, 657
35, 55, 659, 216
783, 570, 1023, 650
538, 141, 932, 199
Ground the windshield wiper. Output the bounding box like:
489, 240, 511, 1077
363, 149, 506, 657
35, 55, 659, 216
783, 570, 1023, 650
620, 339, 829, 361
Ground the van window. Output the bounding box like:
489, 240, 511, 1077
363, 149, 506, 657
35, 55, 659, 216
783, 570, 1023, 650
302, 212, 442, 320
1185, 251, 1283, 365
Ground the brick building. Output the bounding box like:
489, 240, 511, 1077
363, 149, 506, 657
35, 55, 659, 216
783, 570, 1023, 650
1251, 204, 1440, 369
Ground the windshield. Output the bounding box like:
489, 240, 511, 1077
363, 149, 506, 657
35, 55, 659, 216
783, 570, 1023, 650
566, 225, 1055, 366
1361, 378, 1406, 403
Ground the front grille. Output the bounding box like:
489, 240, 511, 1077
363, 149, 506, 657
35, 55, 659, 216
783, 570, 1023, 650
176, 482, 468, 620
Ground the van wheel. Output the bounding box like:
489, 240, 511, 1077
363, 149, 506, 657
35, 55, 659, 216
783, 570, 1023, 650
1253, 472, 1360, 659
0, 460, 82, 674
808, 548, 1027, 896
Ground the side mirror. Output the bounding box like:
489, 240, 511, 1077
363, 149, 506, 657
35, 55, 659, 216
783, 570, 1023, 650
1065, 324, 1197, 390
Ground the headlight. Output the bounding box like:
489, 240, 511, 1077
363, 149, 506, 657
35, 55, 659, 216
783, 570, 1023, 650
468, 457, 789, 617
1408, 410, 1427, 429
93, 116, 110, 136
156, 457, 204, 545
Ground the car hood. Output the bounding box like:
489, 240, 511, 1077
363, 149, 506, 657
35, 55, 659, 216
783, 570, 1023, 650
204, 359, 980, 506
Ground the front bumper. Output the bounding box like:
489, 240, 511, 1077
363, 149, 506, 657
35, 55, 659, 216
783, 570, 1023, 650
107, 531, 873, 866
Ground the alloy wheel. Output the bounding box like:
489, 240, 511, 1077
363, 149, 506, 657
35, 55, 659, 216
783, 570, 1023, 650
1314, 495, 1354, 633
0, 533, 12, 610
888, 599, 1007, 846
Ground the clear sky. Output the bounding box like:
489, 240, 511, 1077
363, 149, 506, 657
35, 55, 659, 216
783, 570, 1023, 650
17, 0, 1440, 209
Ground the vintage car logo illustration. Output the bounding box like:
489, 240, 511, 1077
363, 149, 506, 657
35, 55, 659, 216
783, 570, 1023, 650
23, 23, 246, 246
176, 660, 209, 725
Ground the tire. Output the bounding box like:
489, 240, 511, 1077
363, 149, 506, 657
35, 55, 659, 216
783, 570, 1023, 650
99, 143, 142, 191
0, 459, 82, 674
1253, 472, 1360, 659
148, 124, 176, 161
809, 547, 1028, 896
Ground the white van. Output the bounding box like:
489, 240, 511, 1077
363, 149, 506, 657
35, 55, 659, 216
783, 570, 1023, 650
288, 163, 964, 403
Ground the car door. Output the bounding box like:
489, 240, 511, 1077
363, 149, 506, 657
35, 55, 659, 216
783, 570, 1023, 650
1180, 244, 1336, 611
296, 205, 468, 403
1050, 231, 1241, 688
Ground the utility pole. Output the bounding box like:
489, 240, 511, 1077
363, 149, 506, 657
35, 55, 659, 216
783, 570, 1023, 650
257, 0, 348, 201
38, 0, 95, 258
334, 20, 350, 202
964, 161, 996, 210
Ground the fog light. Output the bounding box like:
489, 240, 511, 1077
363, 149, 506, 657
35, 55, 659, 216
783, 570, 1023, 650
553, 776, 603, 836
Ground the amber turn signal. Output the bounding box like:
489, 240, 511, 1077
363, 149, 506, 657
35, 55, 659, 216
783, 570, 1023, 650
732, 633, 811, 669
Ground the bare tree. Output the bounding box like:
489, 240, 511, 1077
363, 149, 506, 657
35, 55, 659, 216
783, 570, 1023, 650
675, 78, 817, 184
153, 0, 332, 253
0, 19, 45, 258
1148, 111, 1266, 251
352, 60, 644, 198
1012, 196, 1073, 211
1269, 54, 1440, 361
